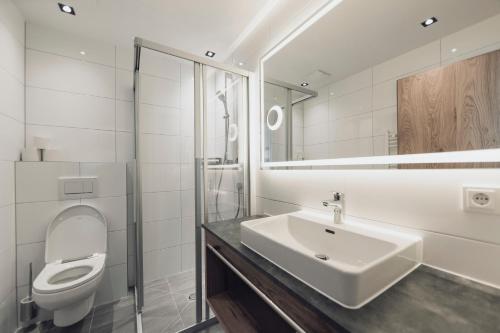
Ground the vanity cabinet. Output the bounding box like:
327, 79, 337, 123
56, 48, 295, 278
205, 232, 346, 333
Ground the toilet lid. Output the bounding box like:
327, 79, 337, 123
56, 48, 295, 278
45, 205, 107, 263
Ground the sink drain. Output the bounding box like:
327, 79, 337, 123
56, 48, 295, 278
315, 254, 329, 261
188, 293, 196, 301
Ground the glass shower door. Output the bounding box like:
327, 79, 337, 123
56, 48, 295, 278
203, 66, 249, 224
135, 47, 202, 332
134, 39, 250, 333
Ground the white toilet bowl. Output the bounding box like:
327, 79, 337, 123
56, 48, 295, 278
32, 205, 107, 327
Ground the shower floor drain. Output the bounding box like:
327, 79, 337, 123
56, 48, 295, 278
188, 293, 196, 301
315, 254, 329, 261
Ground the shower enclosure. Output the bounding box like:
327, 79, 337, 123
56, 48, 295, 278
133, 38, 249, 332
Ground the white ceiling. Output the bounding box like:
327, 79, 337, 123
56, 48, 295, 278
14, 0, 271, 62
265, 0, 500, 89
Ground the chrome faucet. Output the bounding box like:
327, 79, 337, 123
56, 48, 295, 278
322, 192, 344, 224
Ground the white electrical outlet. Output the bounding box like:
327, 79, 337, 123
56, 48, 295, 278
463, 186, 498, 214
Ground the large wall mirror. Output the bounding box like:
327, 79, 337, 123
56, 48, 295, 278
261, 0, 500, 168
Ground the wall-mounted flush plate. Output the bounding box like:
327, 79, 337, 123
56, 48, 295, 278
58, 177, 98, 200
462, 186, 498, 215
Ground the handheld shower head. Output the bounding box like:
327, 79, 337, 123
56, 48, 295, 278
216, 90, 226, 104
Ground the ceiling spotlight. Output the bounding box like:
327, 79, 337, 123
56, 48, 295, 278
238, 62, 244, 66
58, 3, 75, 15
300, 82, 309, 87
421, 17, 437, 27
205, 51, 215, 58
451, 48, 457, 53
80, 51, 86, 55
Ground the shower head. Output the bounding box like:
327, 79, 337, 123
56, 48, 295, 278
216, 90, 226, 104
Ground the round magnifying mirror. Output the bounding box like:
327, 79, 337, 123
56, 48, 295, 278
228, 123, 238, 142
267, 105, 283, 131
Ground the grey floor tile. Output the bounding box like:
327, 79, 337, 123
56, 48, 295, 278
90, 316, 136, 333
166, 271, 195, 294
20, 313, 93, 333
91, 297, 136, 332
142, 294, 179, 320
142, 315, 184, 333
196, 323, 225, 333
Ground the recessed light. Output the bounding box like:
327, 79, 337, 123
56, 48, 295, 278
421, 17, 437, 27
451, 48, 457, 53
205, 51, 215, 58
80, 51, 86, 55
300, 82, 309, 87
238, 62, 244, 66
58, 3, 75, 15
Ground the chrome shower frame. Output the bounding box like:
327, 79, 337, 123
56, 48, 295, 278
133, 37, 251, 332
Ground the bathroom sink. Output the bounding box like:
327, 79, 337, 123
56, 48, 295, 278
240, 211, 422, 309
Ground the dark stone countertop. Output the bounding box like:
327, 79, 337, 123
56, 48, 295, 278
203, 216, 500, 333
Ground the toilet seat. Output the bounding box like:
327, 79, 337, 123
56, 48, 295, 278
33, 253, 105, 294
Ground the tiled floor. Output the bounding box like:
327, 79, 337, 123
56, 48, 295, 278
142, 270, 214, 333
19, 295, 136, 333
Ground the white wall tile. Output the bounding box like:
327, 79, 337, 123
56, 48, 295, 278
140, 134, 180, 163
181, 243, 195, 271
94, 264, 128, 305
15, 162, 79, 203
329, 137, 373, 158
329, 87, 372, 120
142, 164, 180, 193
27, 49, 115, 98
116, 100, 134, 132
82, 196, 127, 231
181, 216, 195, 244
0, 20, 24, 82
0, 67, 24, 122
143, 247, 181, 283
329, 68, 372, 97
0, 291, 16, 333
16, 242, 45, 287
181, 190, 195, 217
303, 143, 329, 160
329, 113, 372, 141
143, 219, 181, 252
16, 200, 80, 245
142, 191, 181, 222
116, 69, 134, 102
117, 131, 135, 162
140, 49, 181, 81
303, 123, 329, 145
27, 87, 115, 130
116, 45, 134, 71
27, 125, 116, 162
140, 104, 180, 135
372, 80, 397, 111
181, 164, 194, 190
0, 114, 23, 161
303, 101, 328, 127
373, 40, 440, 84
107, 230, 127, 266
26, 23, 116, 67
373, 107, 397, 136
441, 14, 500, 63
0, 162, 14, 206
140, 74, 180, 108
80, 163, 126, 197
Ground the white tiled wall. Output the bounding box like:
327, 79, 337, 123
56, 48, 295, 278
0, 0, 24, 331
138, 49, 196, 282
255, 12, 500, 289
15, 162, 128, 311
301, 14, 500, 160
25, 23, 135, 163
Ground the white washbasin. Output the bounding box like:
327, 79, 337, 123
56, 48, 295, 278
241, 211, 422, 309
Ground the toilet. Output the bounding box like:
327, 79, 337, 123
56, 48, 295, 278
33, 205, 107, 327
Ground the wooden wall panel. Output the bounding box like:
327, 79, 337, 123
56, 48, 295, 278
397, 49, 500, 160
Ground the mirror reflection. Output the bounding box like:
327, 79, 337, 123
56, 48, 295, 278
262, 0, 500, 163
